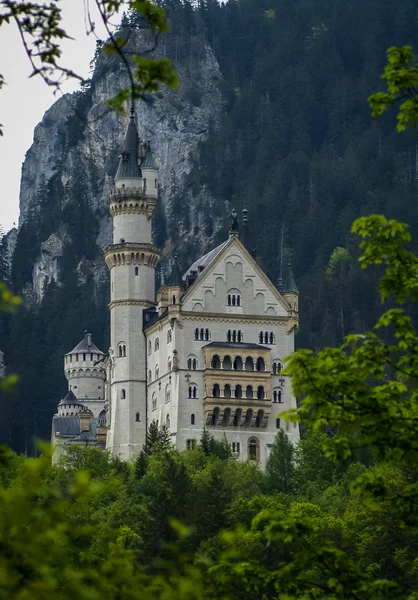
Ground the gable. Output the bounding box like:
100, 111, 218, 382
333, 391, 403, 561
181, 237, 290, 317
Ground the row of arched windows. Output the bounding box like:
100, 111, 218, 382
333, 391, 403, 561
227, 294, 241, 306
212, 383, 265, 400
259, 331, 276, 345
194, 328, 211, 341
227, 330, 243, 342
211, 355, 266, 371
211, 407, 266, 427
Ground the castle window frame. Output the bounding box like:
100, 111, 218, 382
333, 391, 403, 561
148, 369, 152, 383
121, 389, 126, 399
165, 384, 171, 403
167, 329, 172, 344
186, 439, 197, 450
188, 384, 197, 399
152, 392, 157, 410
155, 365, 159, 380
135, 266, 139, 276
273, 389, 283, 403
272, 360, 282, 375
155, 337, 160, 351
118, 343, 127, 358
191, 414, 195, 425
136, 412, 141, 422
248, 437, 260, 460
148, 340, 152, 355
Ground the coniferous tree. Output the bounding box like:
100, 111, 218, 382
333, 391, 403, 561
266, 429, 295, 494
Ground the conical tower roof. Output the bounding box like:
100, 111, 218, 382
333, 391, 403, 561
283, 261, 299, 294
58, 389, 84, 407
141, 142, 157, 168
115, 106, 142, 181
167, 258, 183, 287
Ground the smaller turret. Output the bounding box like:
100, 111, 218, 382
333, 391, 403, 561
282, 261, 299, 314
57, 389, 87, 417
115, 104, 142, 187
141, 140, 158, 199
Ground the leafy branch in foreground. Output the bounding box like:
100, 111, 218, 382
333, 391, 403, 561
368, 45, 418, 130
0, 0, 178, 133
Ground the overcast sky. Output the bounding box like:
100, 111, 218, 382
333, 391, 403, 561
0, 1, 110, 233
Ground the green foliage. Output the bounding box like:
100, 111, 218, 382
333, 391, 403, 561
266, 428, 295, 494
369, 46, 418, 131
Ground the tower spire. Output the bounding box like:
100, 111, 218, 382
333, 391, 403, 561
115, 103, 142, 182
283, 260, 298, 294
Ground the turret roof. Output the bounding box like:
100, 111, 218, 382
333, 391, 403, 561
115, 108, 142, 181
58, 389, 85, 407
283, 261, 299, 294
167, 259, 183, 287
141, 144, 157, 168
66, 332, 105, 356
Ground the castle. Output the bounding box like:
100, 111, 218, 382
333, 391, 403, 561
51, 108, 300, 465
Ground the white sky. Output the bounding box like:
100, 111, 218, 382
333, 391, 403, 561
0, 1, 111, 232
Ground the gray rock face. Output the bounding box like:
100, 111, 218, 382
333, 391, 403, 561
18, 29, 223, 301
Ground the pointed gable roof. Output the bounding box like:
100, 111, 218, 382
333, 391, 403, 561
181, 235, 291, 313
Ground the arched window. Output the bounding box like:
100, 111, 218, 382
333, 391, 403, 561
256, 357, 265, 371
187, 439, 197, 450
212, 355, 220, 369
167, 329, 172, 343
121, 389, 126, 399
224, 384, 231, 398
136, 412, 141, 422
236, 295, 241, 306
259, 332, 263, 344
212, 383, 220, 398
200, 328, 204, 340
232, 294, 236, 306
233, 408, 242, 427
205, 328, 210, 340
155, 337, 160, 351
227, 330, 231, 342
148, 340, 152, 355
264, 332, 269, 344
233, 356, 243, 370
223, 355, 232, 370
245, 356, 254, 371
235, 384, 242, 399
118, 343, 126, 357
188, 385, 197, 399
272, 360, 282, 375
195, 328, 199, 340
152, 393, 157, 410
193, 358, 197, 370
135, 266, 139, 276
276, 417, 281, 429
270, 332, 274, 344
248, 437, 260, 460
227, 294, 231, 306
166, 415, 170, 428
165, 384, 171, 403
211, 407, 220, 426
257, 386, 264, 400
246, 385, 253, 399
232, 330, 236, 342
155, 365, 159, 380
256, 409, 264, 427
148, 370, 152, 383
187, 358, 192, 370
168, 357, 172, 372
191, 414, 195, 425
237, 330, 242, 342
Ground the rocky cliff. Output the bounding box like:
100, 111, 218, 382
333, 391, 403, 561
18, 27, 223, 301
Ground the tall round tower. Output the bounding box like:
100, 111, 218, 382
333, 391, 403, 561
104, 106, 160, 459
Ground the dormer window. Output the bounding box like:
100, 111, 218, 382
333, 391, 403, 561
122, 151, 129, 161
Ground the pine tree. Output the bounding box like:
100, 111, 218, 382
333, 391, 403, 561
266, 430, 295, 494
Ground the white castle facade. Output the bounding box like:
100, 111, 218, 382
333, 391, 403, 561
51, 111, 299, 465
